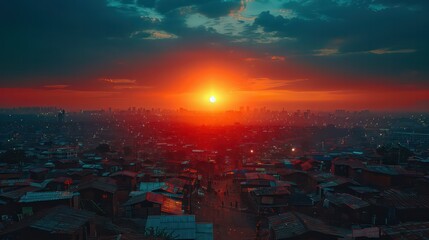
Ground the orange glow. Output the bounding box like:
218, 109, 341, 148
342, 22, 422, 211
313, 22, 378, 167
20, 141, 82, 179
1, 49, 429, 112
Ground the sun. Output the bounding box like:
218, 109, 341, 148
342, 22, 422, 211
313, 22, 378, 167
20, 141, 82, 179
209, 96, 216, 103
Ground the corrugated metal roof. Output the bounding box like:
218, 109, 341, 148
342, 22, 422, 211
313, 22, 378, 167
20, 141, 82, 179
30, 206, 95, 234
139, 182, 166, 192
333, 158, 366, 169
318, 177, 356, 188
161, 197, 183, 215
348, 186, 379, 194
145, 215, 196, 240
19, 191, 79, 203
0, 186, 41, 201
372, 189, 429, 209
268, 212, 307, 238
382, 221, 429, 240
78, 178, 117, 193
110, 171, 138, 178
0, 179, 32, 187
245, 173, 276, 181
123, 192, 164, 206
253, 186, 290, 196
162, 178, 188, 194
268, 212, 348, 239
196, 223, 214, 240
365, 165, 419, 176
326, 193, 370, 210
240, 179, 273, 187
124, 192, 183, 215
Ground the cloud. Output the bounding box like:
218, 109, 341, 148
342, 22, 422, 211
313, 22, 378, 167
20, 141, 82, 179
314, 48, 339, 56
101, 78, 137, 84
130, 30, 178, 40
197, 0, 243, 18
271, 56, 285, 61
112, 85, 153, 90
369, 48, 416, 55
0, 0, 150, 86
245, 78, 307, 91
253, 11, 288, 32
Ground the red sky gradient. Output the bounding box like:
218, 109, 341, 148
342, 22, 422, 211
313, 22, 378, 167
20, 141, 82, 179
1, 47, 429, 111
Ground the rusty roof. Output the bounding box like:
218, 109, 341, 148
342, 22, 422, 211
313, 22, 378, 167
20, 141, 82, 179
245, 173, 276, 181
123, 192, 183, 215
123, 192, 164, 206
162, 178, 188, 194
161, 197, 183, 215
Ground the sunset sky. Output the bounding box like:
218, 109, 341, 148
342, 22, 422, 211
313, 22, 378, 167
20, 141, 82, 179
1, 0, 428, 111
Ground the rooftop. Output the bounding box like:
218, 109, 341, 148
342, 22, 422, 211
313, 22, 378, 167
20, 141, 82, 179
0, 186, 41, 201
382, 221, 429, 240
325, 193, 370, 210
19, 191, 79, 203
145, 215, 197, 240
31, 206, 95, 234
372, 189, 429, 209
268, 212, 349, 239
78, 178, 117, 193
139, 182, 166, 192
110, 170, 138, 178
365, 165, 420, 176
252, 186, 290, 196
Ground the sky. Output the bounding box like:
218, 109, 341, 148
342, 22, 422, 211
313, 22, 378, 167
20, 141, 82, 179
0, 0, 428, 111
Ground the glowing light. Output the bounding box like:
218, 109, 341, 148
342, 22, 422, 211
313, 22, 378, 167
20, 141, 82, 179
209, 96, 216, 103
250, 149, 254, 153
291, 147, 296, 152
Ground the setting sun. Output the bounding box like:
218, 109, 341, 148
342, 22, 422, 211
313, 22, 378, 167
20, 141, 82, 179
209, 96, 216, 103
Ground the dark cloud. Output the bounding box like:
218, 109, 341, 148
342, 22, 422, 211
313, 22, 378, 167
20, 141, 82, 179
0, 0, 151, 86
139, 0, 242, 18
251, 0, 429, 84
253, 11, 289, 32
197, 0, 242, 18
